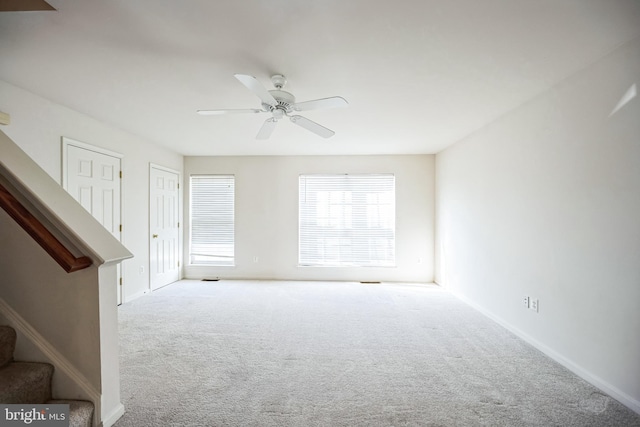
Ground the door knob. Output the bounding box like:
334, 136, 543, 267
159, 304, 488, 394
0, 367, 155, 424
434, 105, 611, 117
152, 234, 158, 238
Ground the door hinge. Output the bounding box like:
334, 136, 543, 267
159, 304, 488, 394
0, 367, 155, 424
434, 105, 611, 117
119, 171, 122, 179
119, 277, 123, 286
178, 261, 180, 267
177, 183, 180, 189
177, 222, 180, 228
119, 224, 122, 232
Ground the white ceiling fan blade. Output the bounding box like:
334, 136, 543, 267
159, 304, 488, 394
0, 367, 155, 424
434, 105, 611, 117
197, 109, 262, 116
289, 115, 335, 138
256, 118, 278, 140
234, 74, 277, 107
293, 96, 348, 112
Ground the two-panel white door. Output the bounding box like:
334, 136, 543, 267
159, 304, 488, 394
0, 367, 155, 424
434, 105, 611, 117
63, 140, 123, 304
150, 165, 180, 290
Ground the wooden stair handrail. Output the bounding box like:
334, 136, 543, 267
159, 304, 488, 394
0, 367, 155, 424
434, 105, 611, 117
0, 182, 92, 273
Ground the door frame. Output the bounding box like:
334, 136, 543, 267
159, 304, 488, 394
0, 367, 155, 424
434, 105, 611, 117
61, 137, 126, 304
149, 163, 182, 290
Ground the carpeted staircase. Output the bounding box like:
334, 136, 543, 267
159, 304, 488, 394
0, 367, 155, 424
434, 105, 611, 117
0, 325, 94, 427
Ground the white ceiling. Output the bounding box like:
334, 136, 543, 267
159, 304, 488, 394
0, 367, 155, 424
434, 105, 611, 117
1, 1, 639, 156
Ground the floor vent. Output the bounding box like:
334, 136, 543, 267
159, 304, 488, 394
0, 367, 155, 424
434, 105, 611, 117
202, 278, 220, 282
360, 281, 381, 284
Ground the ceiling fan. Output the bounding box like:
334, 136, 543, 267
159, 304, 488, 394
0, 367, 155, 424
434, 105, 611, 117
197, 74, 348, 139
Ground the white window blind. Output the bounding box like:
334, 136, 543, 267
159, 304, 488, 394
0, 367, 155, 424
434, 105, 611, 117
299, 174, 395, 267
190, 175, 234, 266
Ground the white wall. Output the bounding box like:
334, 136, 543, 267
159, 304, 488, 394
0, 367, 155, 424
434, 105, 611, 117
0, 80, 184, 301
435, 36, 640, 412
185, 155, 434, 283
0, 208, 102, 387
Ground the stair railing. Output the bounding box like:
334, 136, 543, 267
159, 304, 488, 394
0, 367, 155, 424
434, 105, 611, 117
0, 181, 92, 273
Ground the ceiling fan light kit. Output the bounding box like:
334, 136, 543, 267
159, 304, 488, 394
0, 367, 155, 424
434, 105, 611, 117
198, 74, 348, 139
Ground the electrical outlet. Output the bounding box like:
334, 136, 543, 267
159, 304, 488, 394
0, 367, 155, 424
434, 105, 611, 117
530, 298, 539, 313
523, 296, 530, 308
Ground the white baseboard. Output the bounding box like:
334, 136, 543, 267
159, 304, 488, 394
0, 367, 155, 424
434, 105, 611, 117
450, 290, 640, 415
101, 403, 124, 427
0, 297, 103, 419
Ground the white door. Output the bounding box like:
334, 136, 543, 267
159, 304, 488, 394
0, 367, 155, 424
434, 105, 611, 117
150, 165, 180, 290
63, 138, 124, 304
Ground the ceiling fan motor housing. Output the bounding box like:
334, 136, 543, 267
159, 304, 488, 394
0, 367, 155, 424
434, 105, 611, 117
264, 89, 296, 115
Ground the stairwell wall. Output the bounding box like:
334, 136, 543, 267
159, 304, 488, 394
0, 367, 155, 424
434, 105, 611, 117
0, 207, 102, 392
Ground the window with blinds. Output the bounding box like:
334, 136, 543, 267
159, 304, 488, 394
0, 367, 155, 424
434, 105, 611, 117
189, 175, 235, 266
299, 174, 395, 267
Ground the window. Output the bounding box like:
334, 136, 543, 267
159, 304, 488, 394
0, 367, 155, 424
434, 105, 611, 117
299, 174, 395, 267
190, 175, 235, 266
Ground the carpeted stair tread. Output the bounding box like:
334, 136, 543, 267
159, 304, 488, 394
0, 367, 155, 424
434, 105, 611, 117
0, 361, 53, 404
0, 326, 95, 425
48, 399, 94, 427
0, 325, 16, 368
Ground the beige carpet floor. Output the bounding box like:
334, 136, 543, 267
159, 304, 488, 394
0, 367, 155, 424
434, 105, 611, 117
114, 280, 640, 426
